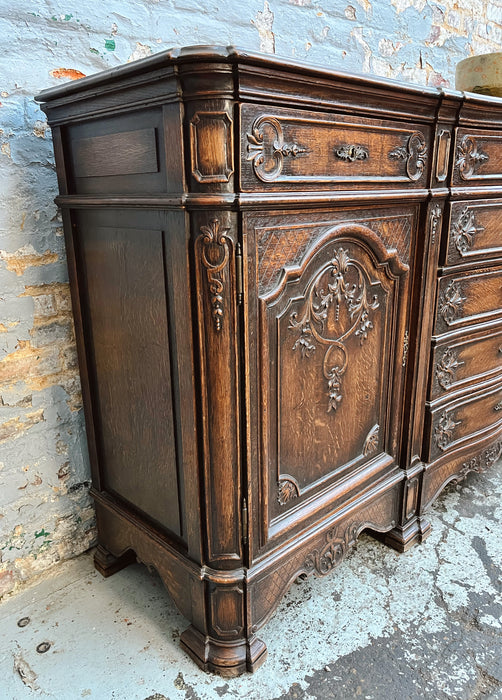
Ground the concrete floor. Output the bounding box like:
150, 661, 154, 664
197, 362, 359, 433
1, 462, 502, 700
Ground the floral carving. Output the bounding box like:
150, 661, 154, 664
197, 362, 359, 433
289, 248, 379, 413
246, 116, 307, 182
435, 410, 460, 451
363, 424, 380, 456
451, 207, 484, 255
199, 219, 230, 332
435, 347, 464, 390
430, 204, 442, 246
335, 144, 369, 162
458, 440, 502, 480
456, 135, 489, 179
438, 281, 466, 326
402, 329, 409, 368
388, 131, 428, 181
277, 477, 300, 505
304, 523, 359, 576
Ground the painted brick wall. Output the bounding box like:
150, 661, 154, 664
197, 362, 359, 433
1, 0, 501, 599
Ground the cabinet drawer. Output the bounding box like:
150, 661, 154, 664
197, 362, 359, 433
434, 266, 502, 334
453, 128, 502, 186
240, 104, 431, 191
446, 199, 502, 267
426, 381, 502, 461
430, 325, 502, 400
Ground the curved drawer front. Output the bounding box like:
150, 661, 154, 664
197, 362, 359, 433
453, 128, 502, 186
430, 325, 502, 400
240, 104, 431, 191
426, 381, 502, 461
434, 266, 502, 334
446, 199, 502, 267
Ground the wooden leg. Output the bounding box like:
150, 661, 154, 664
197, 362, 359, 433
368, 515, 431, 553
180, 625, 267, 677
93, 544, 136, 578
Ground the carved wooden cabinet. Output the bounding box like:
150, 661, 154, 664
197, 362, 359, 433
36, 47, 502, 676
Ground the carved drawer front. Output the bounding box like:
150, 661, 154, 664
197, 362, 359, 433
446, 199, 502, 266
430, 325, 502, 400
426, 381, 502, 461
240, 104, 431, 191
249, 210, 412, 540
434, 266, 502, 334
453, 128, 502, 186
66, 109, 166, 195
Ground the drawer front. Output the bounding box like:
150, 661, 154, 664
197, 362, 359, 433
430, 325, 502, 400
240, 104, 431, 191
446, 199, 502, 266
426, 381, 502, 461
453, 128, 502, 186
434, 267, 502, 334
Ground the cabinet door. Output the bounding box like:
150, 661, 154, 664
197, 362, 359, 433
245, 207, 416, 549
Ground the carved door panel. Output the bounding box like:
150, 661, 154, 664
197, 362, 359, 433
246, 210, 413, 548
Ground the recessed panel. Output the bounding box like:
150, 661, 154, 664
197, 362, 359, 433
78, 223, 182, 537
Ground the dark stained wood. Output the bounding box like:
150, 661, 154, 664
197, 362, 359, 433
36, 46, 502, 677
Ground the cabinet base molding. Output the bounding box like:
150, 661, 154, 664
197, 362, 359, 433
180, 626, 267, 677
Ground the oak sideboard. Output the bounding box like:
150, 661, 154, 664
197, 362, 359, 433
37, 46, 502, 676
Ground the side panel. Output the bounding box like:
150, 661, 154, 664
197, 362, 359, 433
73, 208, 193, 542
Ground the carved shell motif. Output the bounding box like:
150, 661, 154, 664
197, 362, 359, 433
277, 477, 300, 506
198, 219, 230, 332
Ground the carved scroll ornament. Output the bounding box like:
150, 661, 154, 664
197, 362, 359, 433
304, 523, 359, 576
198, 219, 230, 332
246, 116, 307, 182
388, 131, 428, 181
458, 440, 502, 480
289, 247, 379, 413
456, 135, 489, 179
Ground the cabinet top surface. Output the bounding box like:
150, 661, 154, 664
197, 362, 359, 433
35, 44, 499, 106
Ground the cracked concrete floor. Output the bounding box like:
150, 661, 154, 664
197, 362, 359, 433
1, 461, 501, 700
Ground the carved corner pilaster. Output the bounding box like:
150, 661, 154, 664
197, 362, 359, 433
193, 212, 242, 566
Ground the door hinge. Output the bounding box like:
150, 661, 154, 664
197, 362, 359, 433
236, 242, 243, 305
241, 498, 248, 545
